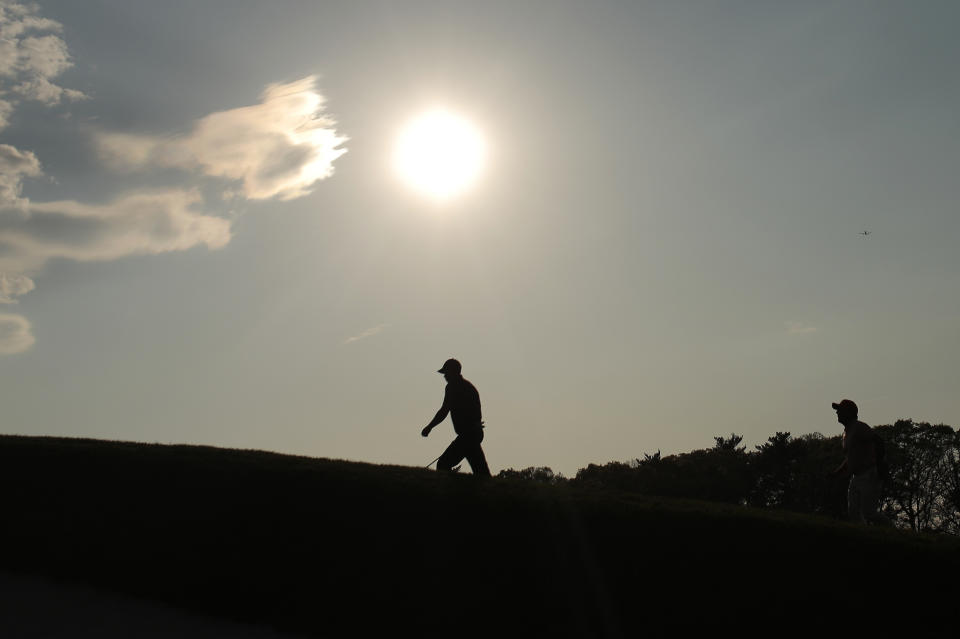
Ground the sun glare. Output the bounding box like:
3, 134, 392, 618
393, 110, 485, 201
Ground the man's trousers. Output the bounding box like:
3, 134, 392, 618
437, 430, 490, 477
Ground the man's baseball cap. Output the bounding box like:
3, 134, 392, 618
831, 399, 858, 414
437, 358, 461, 375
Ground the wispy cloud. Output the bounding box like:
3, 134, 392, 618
785, 321, 817, 335
345, 324, 390, 345
0, 143, 42, 210
0, 271, 33, 303
0, 1, 86, 207
0, 2, 87, 119
99, 76, 348, 201
0, 1, 83, 323
0, 4, 347, 353
0, 312, 33, 354
0, 190, 231, 273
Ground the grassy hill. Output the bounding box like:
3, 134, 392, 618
1, 435, 957, 637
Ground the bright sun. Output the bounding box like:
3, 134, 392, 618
393, 110, 486, 201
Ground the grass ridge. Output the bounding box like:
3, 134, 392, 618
1, 435, 956, 637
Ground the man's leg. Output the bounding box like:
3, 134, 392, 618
848, 476, 865, 523
860, 468, 892, 526
463, 431, 491, 478
437, 437, 466, 472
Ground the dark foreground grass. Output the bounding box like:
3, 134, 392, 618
1, 435, 957, 637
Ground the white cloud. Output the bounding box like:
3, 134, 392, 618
14, 73, 86, 105
0, 3, 86, 113
0, 311, 34, 354
345, 323, 390, 344
99, 76, 348, 201
786, 321, 817, 335
0, 2, 61, 40
0, 271, 33, 302
0, 98, 13, 129
0, 189, 231, 273
0, 3, 85, 216
0, 186, 232, 353
0, 142, 42, 209
16, 34, 71, 76
0, 5, 346, 354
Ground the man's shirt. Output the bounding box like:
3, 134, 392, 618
843, 420, 877, 475
443, 376, 482, 435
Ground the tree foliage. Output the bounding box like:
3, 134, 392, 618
571, 420, 960, 535
577, 443, 752, 504
882, 420, 959, 533
497, 466, 566, 484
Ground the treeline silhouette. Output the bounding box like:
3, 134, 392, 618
499, 419, 960, 535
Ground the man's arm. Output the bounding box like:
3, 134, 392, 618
421, 407, 449, 437
830, 458, 848, 477
421, 389, 451, 437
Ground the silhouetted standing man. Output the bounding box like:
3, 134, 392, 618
421, 359, 491, 477
829, 399, 889, 525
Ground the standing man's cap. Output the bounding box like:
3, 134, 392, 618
438, 358, 462, 375
831, 399, 858, 413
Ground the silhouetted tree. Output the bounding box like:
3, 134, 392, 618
575, 461, 645, 493
747, 431, 846, 517
883, 420, 959, 532
943, 429, 960, 535
750, 432, 802, 509
676, 445, 752, 504
497, 466, 566, 484
713, 434, 745, 452
575, 436, 751, 504
640, 450, 661, 464
572, 422, 959, 535
795, 432, 848, 519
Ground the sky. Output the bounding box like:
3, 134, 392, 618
1, 0, 958, 476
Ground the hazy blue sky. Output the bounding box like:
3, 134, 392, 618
1, 0, 958, 475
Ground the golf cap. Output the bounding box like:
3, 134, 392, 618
437, 358, 462, 375
831, 399, 858, 414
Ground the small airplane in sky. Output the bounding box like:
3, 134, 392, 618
859, 230, 871, 236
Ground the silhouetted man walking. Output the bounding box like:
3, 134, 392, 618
829, 399, 889, 525
421, 359, 491, 477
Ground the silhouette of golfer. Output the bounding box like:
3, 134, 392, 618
421, 358, 491, 477
829, 399, 890, 525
